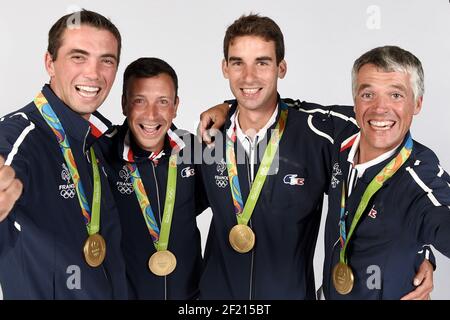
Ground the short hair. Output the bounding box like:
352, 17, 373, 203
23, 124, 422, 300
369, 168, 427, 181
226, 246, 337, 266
351, 45, 424, 101
122, 57, 178, 101
47, 9, 122, 64
223, 14, 285, 65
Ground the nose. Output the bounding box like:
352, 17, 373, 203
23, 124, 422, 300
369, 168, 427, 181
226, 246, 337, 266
144, 103, 159, 120
242, 65, 257, 83
83, 59, 100, 81
372, 95, 390, 113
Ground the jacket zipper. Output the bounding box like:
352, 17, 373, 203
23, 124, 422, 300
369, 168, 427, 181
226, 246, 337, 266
151, 162, 167, 300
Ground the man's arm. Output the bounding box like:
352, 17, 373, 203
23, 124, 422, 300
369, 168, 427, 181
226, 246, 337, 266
0, 155, 23, 258
197, 103, 230, 145
401, 163, 450, 299
197, 99, 357, 145
0, 113, 34, 257
0, 155, 22, 222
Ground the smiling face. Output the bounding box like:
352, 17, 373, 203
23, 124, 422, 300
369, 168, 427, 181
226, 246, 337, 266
354, 63, 423, 162
222, 35, 286, 114
45, 25, 119, 119
123, 74, 178, 153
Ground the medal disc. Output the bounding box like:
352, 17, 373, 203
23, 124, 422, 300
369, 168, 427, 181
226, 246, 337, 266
148, 250, 177, 276
83, 233, 106, 267
229, 224, 255, 253
332, 262, 354, 295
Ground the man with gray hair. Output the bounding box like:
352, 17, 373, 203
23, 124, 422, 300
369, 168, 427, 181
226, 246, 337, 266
199, 44, 440, 299
322, 45, 450, 299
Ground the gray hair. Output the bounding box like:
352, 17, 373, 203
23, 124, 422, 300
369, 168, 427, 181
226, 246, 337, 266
351, 46, 424, 101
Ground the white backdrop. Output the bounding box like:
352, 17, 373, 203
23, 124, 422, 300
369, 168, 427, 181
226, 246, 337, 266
1, 0, 449, 299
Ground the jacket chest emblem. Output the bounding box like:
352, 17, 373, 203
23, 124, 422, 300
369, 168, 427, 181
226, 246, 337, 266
368, 206, 378, 219
283, 174, 305, 186
59, 163, 76, 199
181, 166, 195, 178
214, 159, 228, 188
331, 163, 343, 188
117, 165, 134, 195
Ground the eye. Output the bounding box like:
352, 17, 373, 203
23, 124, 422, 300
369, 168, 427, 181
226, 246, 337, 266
102, 58, 116, 66
360, 92, 373, 99
71, 55, 85, 63
257, 61, 269, 66
230, 61, 242, 66
133, 98, 145, 105
391, 92, 404, 99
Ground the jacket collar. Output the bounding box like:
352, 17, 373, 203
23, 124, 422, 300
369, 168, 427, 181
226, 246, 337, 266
41, 84, 113, 151
224, 93, 286, 140
340, 131, 411, 184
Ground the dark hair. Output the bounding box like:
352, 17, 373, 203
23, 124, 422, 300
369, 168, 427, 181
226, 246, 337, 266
122, 57, 178, 101
352, 45, 424, 101
47, 9, 121, 64
223, 14, 285, 64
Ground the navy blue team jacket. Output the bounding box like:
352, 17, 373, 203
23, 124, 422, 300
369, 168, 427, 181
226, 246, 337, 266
0, 85, 127, 299
199, 98, 340, 299
99, 122, 207, 299
323, 128, 450, 299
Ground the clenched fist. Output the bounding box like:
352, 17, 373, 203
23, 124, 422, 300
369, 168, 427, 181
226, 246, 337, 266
0, 156, 23, 222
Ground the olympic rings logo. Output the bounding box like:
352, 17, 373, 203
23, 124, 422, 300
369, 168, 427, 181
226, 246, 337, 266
60, 187, 76, 199
215, 178, 228, 188
117, 184, 134, 195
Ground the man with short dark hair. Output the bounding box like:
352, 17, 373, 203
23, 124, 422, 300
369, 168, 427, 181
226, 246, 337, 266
198, 14, 338, 299
99, 57, 207, 299
0, 10, 127, 299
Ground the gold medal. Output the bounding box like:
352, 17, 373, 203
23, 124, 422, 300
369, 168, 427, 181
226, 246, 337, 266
332, 262, 354, 295
83, 233, 106, 267
148, 250, 177, 276
229, 224, 255, 253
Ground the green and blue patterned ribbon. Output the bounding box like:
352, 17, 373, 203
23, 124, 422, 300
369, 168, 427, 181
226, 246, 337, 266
226, 105, 288, 226
339, 133, 413, 264
34, 92, 101, 235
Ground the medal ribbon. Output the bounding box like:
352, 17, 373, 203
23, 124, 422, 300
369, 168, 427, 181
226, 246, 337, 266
339, 133, 413, 264
226, 105, 288, 225
127, 154, 177, 251
34, 92, 102, 235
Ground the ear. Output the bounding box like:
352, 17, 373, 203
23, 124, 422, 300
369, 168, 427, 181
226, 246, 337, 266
222, 59, 229, 79
121, 95, 128, 117
278, 59, 287, 79
173, 96, 180, 119
413, 96, 423, 115
45, 52, 55, 77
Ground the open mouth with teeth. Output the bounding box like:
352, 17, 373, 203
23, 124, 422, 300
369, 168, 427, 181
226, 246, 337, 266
240, 88, 262, 97
139, 123, 162, 136
368, 120, 396, 131
75, 85, 101, 98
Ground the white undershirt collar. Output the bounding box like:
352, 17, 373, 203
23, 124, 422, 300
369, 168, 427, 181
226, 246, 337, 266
347, 132, 401, 178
